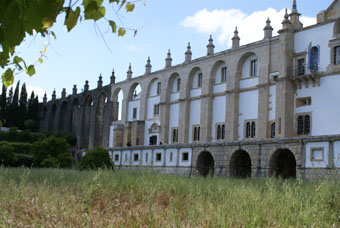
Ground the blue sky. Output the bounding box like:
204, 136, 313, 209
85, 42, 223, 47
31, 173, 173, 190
5, 0, 333, 100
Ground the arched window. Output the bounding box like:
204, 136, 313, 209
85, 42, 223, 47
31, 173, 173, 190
309, 46, 319, 72
297, 114, 311, 135
271, 123, 275, 138
246, 122, 251, 138
251, 122, 256, 138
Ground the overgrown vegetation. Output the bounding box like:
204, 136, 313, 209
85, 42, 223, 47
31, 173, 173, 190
79, 147, 113, 170
0, 168, 340, 227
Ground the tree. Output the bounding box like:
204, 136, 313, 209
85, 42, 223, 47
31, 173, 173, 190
0, 84, 6, 125
1, 0, 142, 87
79, 147, 113, 170
18, 83, 28, 129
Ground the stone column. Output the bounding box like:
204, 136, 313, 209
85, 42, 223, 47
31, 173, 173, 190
200, 68, 213, 143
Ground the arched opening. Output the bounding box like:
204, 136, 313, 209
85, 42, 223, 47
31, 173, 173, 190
94, 93, 106, 147
196, 151, 214, 177
147, 78, 160, 97
169, 73, 181, 94
70, 98, 79, 134
58, 101, 68, 131
187, 67, 202, 93
237, 52, 258, 79
112, 88, 123, 121
269, 149, 296, 179
81, 95, 92, 148
229, 150, 251, 178
48, 103, 57, 132
309, 46, 319, 72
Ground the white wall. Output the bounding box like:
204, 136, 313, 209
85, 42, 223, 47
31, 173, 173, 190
149, 79, 160, 97
212, 95, 226, 142
165, 148, 178, 166
147, 96, 160, 119
238, 90, 258, 139
189, 99, 201, 143
192, 70, 202, 89
240, 77, 258, 89
305, 142, 329, 168
190, 88, 201, 97
178, 148, 192, 166
168, 103, 179, 143
295, 75, 340, 136
131, 150, 142, 166
241, 55, 258, 78
171, 75, 180, 92
213, 83, 226, 93
333, 141, 340, 167
215, 64, 227, 84
268, 85, 276, 121
153, 149, 164, 166
142, 149, 152, 166
112, 151, 121, 166
127, 100, 140, 121
294, 22, 334, 71
170, 92, 179, 102
122, 150, 131, 166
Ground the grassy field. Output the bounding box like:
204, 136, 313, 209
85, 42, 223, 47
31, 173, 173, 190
1, 168, 340, 227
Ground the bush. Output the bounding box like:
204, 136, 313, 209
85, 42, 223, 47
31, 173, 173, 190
55, 131, 77, 147
14, 154, 34, 167
79, 148, 113, 170
0, 142, 32, 155
0, 143, 17, 166
31, 136, 72, 167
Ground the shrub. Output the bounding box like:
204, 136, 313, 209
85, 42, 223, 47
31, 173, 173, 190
55, 131, 77, 147
31, 136, 71, 167
14, 154, 34, 167
79, 148, 113, 170
0, 143, 17, 166
0, 142, 32, 155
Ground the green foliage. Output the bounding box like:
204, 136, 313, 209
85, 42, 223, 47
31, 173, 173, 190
1, 0, 140, 87
13, 154, 34, 167
0, 144, 17, 166
0, 142, 32, 155
55, 131, 77, 147
31, 136, 71, 167
79, 147, 113, 170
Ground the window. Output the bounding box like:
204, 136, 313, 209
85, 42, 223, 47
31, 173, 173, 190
216, 123, 225, 140
145, 153, 148, 162
169, 152, 173, 162
136, 137, 139, 146
271, 123, 275, 138
157, 82, 161, 95
132, 107, 137, 119
193, 126, 200, 141
182, 152, 189, 162
172, 128, 178, 143
250, 60, 257, 76
153, 104, 160, 116
245, 121, 256, 138
149, 135, 157, 145
297, 114, 311, 135
177, 78, 181, 92
156, 153, 162, 162
297, 58, 305, 76
114, 154, 119, 161
335, 46, 340, 65
296, 97, 311, 107
198, 73, 203, 87
221, 67, 227, 82
311, 148, 324, 161
134, 153, 139, 162
309, 46, 319, 71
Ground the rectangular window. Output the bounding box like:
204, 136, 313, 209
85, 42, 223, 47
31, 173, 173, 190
169, 152, 173, 162
145, 153, 148, 162
157, 82, 161, 95
177, 78, 181, 92
297, 58, 305, 76
132, 107, 137, 119
134, 153, 139, 162
198, 73, 203, 87
172, 128, 178, 143
216, 124, 226, 140
221, 67, 227, 82
114, 154, 119, 161
296, 97, 311, 107
271, 123, 275, 138
297, 114, 311, 135
182, 152, 189, 162
250, 60, 257, 76
156, 153, 162, 162
311, 148, 324, 161
193, 126, 200, 141
335, 46, 340, 65
153, 104, 160, 116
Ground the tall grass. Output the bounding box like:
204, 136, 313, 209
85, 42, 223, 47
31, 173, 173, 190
0, 168, 340, 227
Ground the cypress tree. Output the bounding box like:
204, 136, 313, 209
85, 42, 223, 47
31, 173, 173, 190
32, 95, 40, 132
4, 86, 13, 127
18, 83, 28, 129
0, 84, 7, 125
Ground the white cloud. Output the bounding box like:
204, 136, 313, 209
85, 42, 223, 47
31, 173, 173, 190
124, 44, 138, 51
182, 8, 316, 47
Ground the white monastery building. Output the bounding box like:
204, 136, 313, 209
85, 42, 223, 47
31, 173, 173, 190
41, 0, 340, 179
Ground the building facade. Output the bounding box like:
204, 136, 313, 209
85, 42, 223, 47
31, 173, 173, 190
40, 0, 340, 178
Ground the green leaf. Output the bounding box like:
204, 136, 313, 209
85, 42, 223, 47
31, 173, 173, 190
109, 20, 117, 33
1, 69, 14, 87
125, 3, 135, 12
51, 31, 57, 40
109, 0, 119, 3
13, 56, 24, 70
118, 28, 126, 36
26, 65, 36, 77
64, 7, 81, 32
83, 1, 106, 21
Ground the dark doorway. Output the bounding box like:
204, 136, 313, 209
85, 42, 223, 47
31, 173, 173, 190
269, 149, 296, 179
149, 135, 157, 145
230, 150, 252, 178
196, 151, 214, 177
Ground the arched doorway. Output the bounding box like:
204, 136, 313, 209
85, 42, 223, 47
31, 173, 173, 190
230, 150, 252, 178
196, 151, 214, 177
269, 149, 296, 179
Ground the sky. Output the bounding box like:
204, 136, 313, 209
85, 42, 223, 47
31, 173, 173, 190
2, 0, 334, 100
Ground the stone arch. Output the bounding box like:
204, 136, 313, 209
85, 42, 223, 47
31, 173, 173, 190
128, 82, 142, 101
268, 148, 296, 179
209, 60, 227, 91
186, 67, 202, 95
196, 151, 214, 177
70, 98, 80, 134
229, 150, 252, 178
112, 87, 123, 121
81, 95, 93, 148
94, 92, 107, 147
147, 77, 160, 97
48, 103, 57, 132
236, 52, 258, 79
167, 73, 181, 98
58, 101, 68, 131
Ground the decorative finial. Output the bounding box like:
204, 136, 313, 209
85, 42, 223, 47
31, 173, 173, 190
145, 57, 152, 75
127, 63, 133, 80
185, 42, 192, 63
232, 27, 240, 48
111, 68, 116, 84
207, 35, 215, 56
165, 49, 172, 68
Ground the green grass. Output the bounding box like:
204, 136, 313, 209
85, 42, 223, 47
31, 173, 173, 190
1, 168, 340, 227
